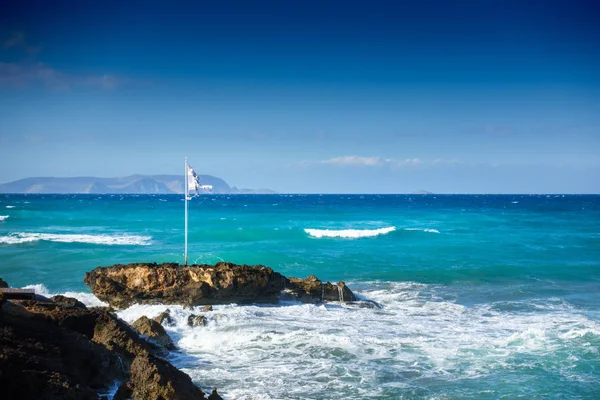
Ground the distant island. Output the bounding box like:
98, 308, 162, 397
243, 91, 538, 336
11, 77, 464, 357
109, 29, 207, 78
411, 190, 433, 195
0, 175, 276, 195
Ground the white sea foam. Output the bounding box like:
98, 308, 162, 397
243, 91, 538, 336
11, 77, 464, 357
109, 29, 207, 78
0, 232, 151, 245
109, 282, 599, 399
19, 284, 108, 307
5, 205, 15, 208
0, 215, 8, 221
17, 281, 596, 399
404, 227, 440, 233
304, 226, 396, 238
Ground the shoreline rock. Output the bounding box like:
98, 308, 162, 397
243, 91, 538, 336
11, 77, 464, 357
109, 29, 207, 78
84, 262, 287, 309
0, 296, 214, 399
84, 262, 356, 309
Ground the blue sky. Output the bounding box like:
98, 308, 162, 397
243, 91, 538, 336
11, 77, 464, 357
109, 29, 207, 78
1, 0, 599, 193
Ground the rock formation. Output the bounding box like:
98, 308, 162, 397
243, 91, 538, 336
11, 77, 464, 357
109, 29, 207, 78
84, 262, 288, 309
286, 275, 356, 303
132, 316, 176, 350
0, 297, 213, 399
154, 309, 175, 326
51, 294, 87, 309
188, 314, 208, 328
0, 277, 8, 288
84, 262, 357, 309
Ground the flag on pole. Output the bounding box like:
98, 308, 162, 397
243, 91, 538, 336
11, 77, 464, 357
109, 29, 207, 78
186, 162, 213, 197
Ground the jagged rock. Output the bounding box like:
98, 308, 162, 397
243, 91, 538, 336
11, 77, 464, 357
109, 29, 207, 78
188, 314, 207, 327
114, 352, 207, 400
0, 277, 8, 288
52, 294, 87, 309
286, 276, 356, 303
132, 316, 175, 350
154, 308, 175, 326
0, 301, 125, 399
208, 388, 224, 400
346, 300, 383, 309
1, 298, 215, 399
200, 305, 213, 312
84, 262, 288, 309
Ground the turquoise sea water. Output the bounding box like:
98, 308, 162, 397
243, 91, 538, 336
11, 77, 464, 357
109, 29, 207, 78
1, 194, 599, 399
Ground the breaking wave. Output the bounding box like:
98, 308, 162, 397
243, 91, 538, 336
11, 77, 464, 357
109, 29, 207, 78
304, 226, 396, 238
404, 227, 440, 233
0, 232, 151, 245
0, 215, 8, 221
21, 284, 108, 307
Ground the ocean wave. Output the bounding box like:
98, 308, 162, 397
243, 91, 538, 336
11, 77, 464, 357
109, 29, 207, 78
0, 232, 151, 245
404, 227, 440, 234
21, 284, 108, 307
304, 226, 396, 238
0, 215, 8, 221
111, 284, 600, 399
5, 205, 15, 208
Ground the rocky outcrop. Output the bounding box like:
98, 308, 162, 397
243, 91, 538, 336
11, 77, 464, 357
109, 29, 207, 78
208, 389, 224, 400
0, 277, 8, 288
286, 275, 356, 303
154, 309, 175, 326
51, 294, 87, 309
0, 298, 213, 400
114, 352, 206, 400
188, 314, 208, 328
84, 262, 287, 309
132, 316, 175, 350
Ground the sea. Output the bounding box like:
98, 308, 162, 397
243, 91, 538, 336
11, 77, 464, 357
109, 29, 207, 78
1, 194, 599, 399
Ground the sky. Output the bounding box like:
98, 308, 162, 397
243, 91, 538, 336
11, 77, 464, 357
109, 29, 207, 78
0, 0, 599, 193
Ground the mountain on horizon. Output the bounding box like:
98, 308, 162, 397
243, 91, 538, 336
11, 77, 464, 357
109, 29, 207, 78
0, 175, 276, 194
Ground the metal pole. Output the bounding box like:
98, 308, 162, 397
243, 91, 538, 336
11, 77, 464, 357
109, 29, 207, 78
184, 157, 188, 265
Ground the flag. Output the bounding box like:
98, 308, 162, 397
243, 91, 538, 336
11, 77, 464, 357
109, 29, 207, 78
186, 163, 212, 196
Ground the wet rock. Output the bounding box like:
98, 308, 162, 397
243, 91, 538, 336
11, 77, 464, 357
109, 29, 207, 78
208, 388, 224, 400
0, 277, 8, 288
286, 275, 356, 303
154, 308, 175, 326
346, 300, 383, 309
52, 294, 87, 309
115, 352, 207, 400
132, 315, 175, 350
188, 314, 207, 327
0, 301, 125, 399
84, 262, 287, 309
200, 305, 213, 312
1, 298, 217, 399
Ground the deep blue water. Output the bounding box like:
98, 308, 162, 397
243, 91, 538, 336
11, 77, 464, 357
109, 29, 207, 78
1, 194, 599, 399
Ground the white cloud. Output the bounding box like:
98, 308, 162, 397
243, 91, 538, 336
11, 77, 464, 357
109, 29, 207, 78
0, 62, 138, 90
311, 156, 422, 167
300, 156, 459, 168
3, 31, 40, 55
322, 156, 386, 166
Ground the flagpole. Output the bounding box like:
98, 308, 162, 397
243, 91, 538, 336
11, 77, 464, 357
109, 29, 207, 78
184, 157, 188, 265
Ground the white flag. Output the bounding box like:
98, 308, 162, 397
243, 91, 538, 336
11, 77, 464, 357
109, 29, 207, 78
186, 163, 212, 196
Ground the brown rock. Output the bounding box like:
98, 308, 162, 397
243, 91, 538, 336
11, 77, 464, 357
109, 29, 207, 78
200, 305, 213, 312
0, 301, 125, 399
52, 295, 87, 309
208, 388, 224, 400
84, 262, 287, 309
1, 298, 215, 400
287, 276, 356, 303
115, 352, 207, 400
154, 308, 175, 326
187, 314, 207, 328
132, 315, 175, 350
